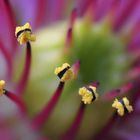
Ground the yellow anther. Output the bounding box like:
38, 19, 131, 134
0, 80, 5, 96
79, 86, 98, 104
15, 22, 36, 45
123, 97, 133, 113
54, 63, 73, 82
112, 97, 133, 116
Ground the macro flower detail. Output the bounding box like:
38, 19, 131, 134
15, 22, 36, 45
54, 63, 74, 82
112, 97, 133, 116
79, 85, 98, 104
15, 22, 36, 95
1, 0, 140, 140
0, 80, 5, 95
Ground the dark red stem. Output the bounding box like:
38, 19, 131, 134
16, 42, 32, 95
62, 103, 86, 140
32, 82, 65, 129
94, 113, 118, 140
4, 90, 27, 115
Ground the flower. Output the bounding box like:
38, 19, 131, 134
0, 0, 140, 140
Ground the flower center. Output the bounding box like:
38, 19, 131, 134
19, 19, 131, 138
70, 19, 129, 93
27, 19, 130, 103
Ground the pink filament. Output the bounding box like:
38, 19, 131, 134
94, 113, 118, 140
16, 42, 32, 95
32, 82, 64, 129
4, 90, 27, 115
62, 103, 85, 140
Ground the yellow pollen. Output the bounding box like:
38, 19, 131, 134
79, 86, 98, 104
112, 97, 133, 116
0, 80, 5, 96
15, 22, 36, 45
54, 63, 73, 82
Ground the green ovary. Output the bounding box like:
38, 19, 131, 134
23, 19, 130, 139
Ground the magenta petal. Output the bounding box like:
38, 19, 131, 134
76, 0, 97, 16
94, 0, 113, 21
0, 1, 17, 53
34, 0, 46, 29
128, 32, 140, 51
70, 8, 77, 28
113, 0, 139, 31
9, 0, 38, 28
0, 40, 13, 79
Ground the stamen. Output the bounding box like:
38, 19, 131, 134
15, 23, 36, 95
0, 80, 5, 96
32, 82, 65, 129
62, 103, 85, 140
32, 61, 78, 129
15, 23, 36, 45
79, 85, 99, 104
54, 63, 74, 82
112, 97, 133, 116
16, 42, 32, 95
0, 80, 27, 115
